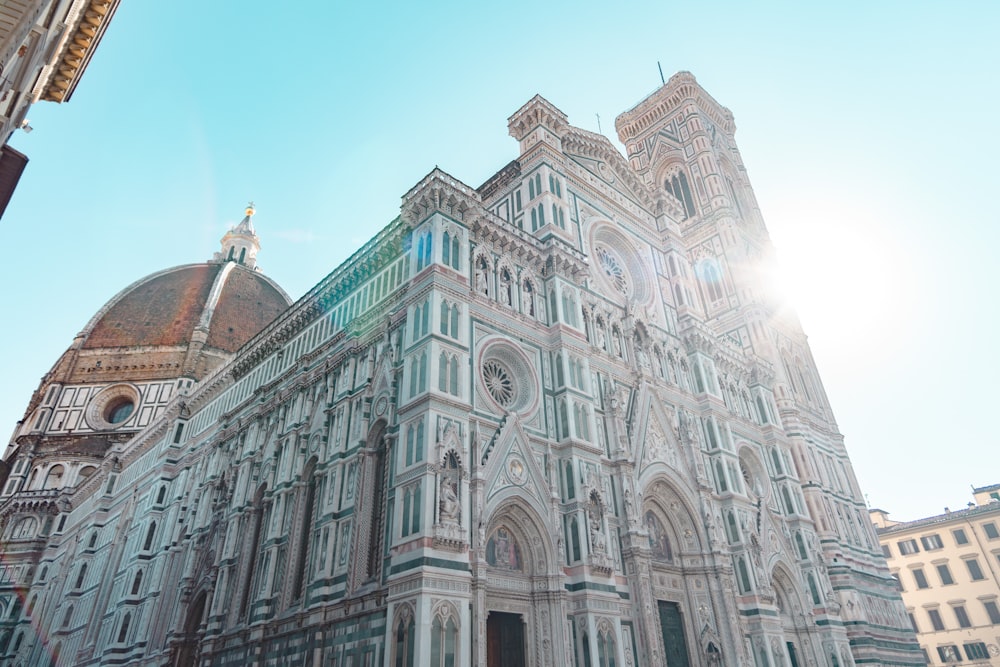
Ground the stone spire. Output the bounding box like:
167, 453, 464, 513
215, 202, 261, 269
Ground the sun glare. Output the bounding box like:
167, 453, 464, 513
766, 210, 912, 358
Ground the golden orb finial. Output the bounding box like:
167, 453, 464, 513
245, 201, 255, 217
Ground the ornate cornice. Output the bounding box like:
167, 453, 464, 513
507, 95, 568, 142
400, 168, 481, 228
614, 71, 735, 143
40, 0, 120, 102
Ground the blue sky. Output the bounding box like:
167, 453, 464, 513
2, 2, 997, 520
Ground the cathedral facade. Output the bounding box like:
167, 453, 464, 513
0, 73, 920, 666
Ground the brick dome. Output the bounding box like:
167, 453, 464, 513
51, 261, 292, 384
83, 263, 289, 353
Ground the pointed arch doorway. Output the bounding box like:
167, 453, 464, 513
481, 502, 562, 667
174, 590, 208, 667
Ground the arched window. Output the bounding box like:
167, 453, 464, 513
795, 532, 808, 560
292, 460, 318, 601
88, 530, 98, 548
393, 608, 415, 667
697, 258, 724, 303
597, 626, 617, 667
442, 231, 452, 268
416, 231, 433, 272
736, 556, 752, 593
440, 300, 450, 335
449, 355, 459, 396
240, 484, 268, 619
449, 234, 460, 270
156, 485, 167, 505
430, 612, 458, 667
117, 612, 131, 643
569, 517, 581, 563
365, 423, 389, 580
808, 572, 822, 605
558, 400, 569, 440
726, 511, 740, 544
564, 461, 575, 500
143, 522, 156, 551
75, 563, 87, 589
449, 304, 459, 338
239, 247, 247, 264
131, 570, 143, 595
715, 461, 728, 493
782, 486, 796, 515
664, 170, 696, 219
43, 464, 64, 489
438, 352, 449, 392
62, 606, 74, 627
756, 395, 770, 424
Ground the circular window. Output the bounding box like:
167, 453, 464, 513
106, 398, 134, 424
595, 246, 629, 295
589, 225, 653, 305
85, 383, 141, 430
478, 340, 538, 415
483, 359, 515, 406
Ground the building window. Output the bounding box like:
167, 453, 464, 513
117, 612, 131, 643
965, 558, 985, 581
928, 608, 945, 631
664, 170, 696, 219
405, 419, 425, 467
953, 605, 971, 628
393, 610, 416, 667
964, 642, 989, 660
983, 600, 1000, 625
907, 613, 918, 632
912, 568, 929, 589
416, 231, 433, 272
937, 645, 961, 663
75, 563, 88, 590
441, 231, 460, 271
983, 522, 999, 540
921, 534, 944, 550
952, 528, 969, 545
401, 482, 421, 538
430, 612, 458, 667
898, 539, 919, 555
936, 563, 955, 586
143, 522, 157, 551
412, 299, 430, 341
881, 544, 891, 558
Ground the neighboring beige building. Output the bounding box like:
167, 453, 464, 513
872, 484, 1000, 666
0, 0, 120, 216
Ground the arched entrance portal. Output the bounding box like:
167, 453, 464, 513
174, 590, 208, 667
482, 502, 562, 667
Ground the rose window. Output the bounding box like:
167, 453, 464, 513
478, 340, 538, 415
482, 359, 514, 407
596, 246, 629, 295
